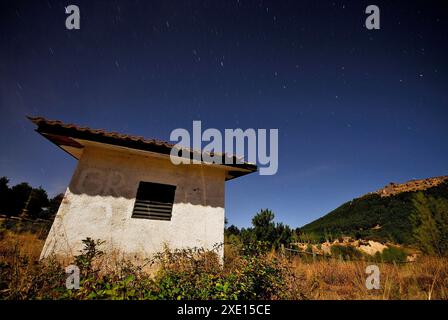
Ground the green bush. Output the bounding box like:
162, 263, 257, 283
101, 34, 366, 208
374, 246, 408, 263
153, 242, 293, 300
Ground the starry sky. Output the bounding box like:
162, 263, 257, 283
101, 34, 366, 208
1, 0, 448, 228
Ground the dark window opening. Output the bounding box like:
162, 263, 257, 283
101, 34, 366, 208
131, 181, 176, 221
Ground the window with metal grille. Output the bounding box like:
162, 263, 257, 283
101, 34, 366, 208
131, 181, 176, 221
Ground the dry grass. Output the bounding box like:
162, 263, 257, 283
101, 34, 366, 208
1, 232, 447, 300
0, 230, 44, 260
287, 255, 448, 300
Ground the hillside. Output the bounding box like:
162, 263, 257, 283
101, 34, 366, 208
300, 177, 448, 244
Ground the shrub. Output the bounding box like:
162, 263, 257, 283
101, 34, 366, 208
374, 246, 407, 263
74, 238, 105, 276
1, 238, 303, 300
153, 242, 296, 299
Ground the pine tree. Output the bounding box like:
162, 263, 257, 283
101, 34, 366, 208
411, 192, 448, 256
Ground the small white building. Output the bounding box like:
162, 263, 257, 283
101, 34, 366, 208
29, 117, 256, 260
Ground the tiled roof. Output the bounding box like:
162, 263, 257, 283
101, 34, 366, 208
28, 116, 257, 180
28, 116, 176, 149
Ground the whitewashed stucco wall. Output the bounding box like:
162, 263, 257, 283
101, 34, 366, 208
40, 143, 226, 260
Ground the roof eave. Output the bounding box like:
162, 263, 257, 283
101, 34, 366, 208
28, 116, 258, 180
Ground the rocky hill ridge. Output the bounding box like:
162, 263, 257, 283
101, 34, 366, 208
371, 176, 448, 198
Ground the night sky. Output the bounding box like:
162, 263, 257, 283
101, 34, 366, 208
1, 0, 448, 228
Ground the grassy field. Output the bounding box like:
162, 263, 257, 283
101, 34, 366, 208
0, 222, 447, 300
287, 256, 447, 299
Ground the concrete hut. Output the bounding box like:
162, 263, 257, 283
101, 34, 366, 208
28, 117, 256, 260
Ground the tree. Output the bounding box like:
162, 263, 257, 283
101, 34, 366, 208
273, 222, 293, 249
252, 209, 276, 244
411, 192, 448, 256
0, 176, 10, 215
9, 182, 33, 216
0, 177, 61, 220
225, 224, 240, 237
26, 187, 50, 219
226, 210, 301, 250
